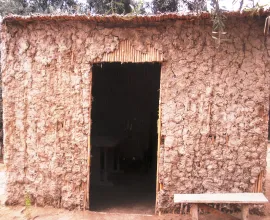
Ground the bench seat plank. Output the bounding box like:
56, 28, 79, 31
174, 193, 268, 204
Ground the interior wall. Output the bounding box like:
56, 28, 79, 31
1, 17, 269, 212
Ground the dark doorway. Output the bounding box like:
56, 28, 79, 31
90, 62, 161, 214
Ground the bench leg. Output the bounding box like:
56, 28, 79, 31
190, 204, 199, 220
241, 205, 249, 220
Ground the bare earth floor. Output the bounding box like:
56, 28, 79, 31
1, 146, 270, 220
90, 172, 156, 215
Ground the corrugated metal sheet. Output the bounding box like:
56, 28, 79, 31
2, 10, 269, 25
93, 40, 163, 63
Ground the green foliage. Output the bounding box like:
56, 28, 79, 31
152, 0, 178, 13
129, 0, 145, 15
25, 194, 31, 207
105, 0, 125, 14
243, 2, 270, 16
87, 0, 133, 15
0, 0, 28, 16
211, 0, 228, 47
232, 0, 270, 12
2, 0, 267, 17
0, 0, 81, 16
182, 0, 207, 12
24, 193, 31, 220
28, 0, 78, 13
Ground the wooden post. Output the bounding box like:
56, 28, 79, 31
155, 102, 161, 214
190, 204, 199, 220
241, 205, 249, 220
85, 134, 91, 210
86, 67, 92, 210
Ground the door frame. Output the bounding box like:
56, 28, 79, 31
155, 101, 162, 214
86, 41, 163, 211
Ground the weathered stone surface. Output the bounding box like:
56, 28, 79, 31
0, 17, 269, 212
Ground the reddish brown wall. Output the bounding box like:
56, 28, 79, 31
1, 17, 269, 211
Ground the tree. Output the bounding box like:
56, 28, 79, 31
27, 0, 79, 13
0, 0, 28, 15
0, 0, 80, 16
182, 0, 207, 12
87, 0, 134, 14
152, 0, 178, 13
152, 0, 208, 14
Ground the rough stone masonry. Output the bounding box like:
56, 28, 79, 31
0, 15, 270, 212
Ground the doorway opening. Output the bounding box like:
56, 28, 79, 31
89, 62, 161, 214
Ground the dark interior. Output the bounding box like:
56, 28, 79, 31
90, 62, 161, 214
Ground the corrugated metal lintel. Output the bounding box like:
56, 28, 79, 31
93, 40, 163, 63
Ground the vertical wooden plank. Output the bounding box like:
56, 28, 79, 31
254, 171, 264, 192
125, 40, 127, 62
86, 68, 92, 210
86, 134, 91, 209
258, 171, 263, 192
115, 46, 119, 62
190, 204, 199, 220
92, 40, 163, 63
184, 204, 188, 214
241, 205, 249, 220
155, 95, 162, 214
180, 203, 183, 214
133, 44, 135, 62
126, 40, 129, 62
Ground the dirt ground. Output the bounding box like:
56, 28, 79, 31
1, 145, 270, 220
90, 174, 156, 214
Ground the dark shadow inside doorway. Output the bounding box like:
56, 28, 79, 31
90, 62, 161, 214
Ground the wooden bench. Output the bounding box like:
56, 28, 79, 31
174, 193, 268, 220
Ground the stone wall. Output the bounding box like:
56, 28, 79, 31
0, 17, 269, 211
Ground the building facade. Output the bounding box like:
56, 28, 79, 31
1, 13, 270, 212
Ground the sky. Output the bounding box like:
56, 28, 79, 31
139, 0, 270, 13
77, 0, 270, 12
213, 0, 270, 11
